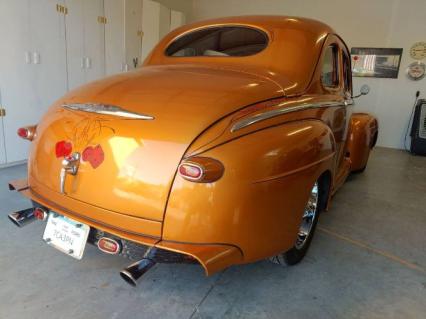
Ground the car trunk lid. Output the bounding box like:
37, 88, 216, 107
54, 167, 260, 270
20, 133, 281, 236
29, 65, 283, 223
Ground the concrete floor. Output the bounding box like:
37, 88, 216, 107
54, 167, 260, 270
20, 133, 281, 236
0, 147, 425, 319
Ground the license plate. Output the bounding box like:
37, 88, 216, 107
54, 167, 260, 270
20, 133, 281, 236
42, 212, 90, 260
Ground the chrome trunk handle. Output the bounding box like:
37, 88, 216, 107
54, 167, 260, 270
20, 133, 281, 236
60, 152, 80, 194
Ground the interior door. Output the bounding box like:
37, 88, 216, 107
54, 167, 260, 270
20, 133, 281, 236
141, 0, 161, 61
84, 0, 106, 83
105, 0, 125, 75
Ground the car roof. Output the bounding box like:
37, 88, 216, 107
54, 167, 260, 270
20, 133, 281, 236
144, 16, 338, 96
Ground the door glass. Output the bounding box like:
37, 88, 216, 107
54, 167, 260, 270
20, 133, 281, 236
342, 52, 352, 96
321, 45, 339, 88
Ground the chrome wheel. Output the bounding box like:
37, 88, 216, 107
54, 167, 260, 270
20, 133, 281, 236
295, 182, 319, 249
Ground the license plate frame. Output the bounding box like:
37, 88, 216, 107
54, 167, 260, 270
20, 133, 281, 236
42, 212, 90, 260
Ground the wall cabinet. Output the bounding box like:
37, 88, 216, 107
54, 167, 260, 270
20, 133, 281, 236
170, 10, 186, 31
0, 114, 6, 165
65, 0, 106, 90
141, 0, 171, 61
0, 0, 68, 164
125, 0, 144, 70
0, 0, 185, 165
104, 0, 126, 75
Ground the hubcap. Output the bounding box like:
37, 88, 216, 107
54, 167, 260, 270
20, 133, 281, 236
295, 182, 319, 249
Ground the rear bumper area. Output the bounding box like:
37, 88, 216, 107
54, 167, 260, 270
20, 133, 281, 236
9, 179, 243, 276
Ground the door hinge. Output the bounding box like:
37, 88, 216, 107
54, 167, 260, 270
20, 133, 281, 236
137, 30, 144, 37
0, 108, 6, 117
56, 4, 68, 15
97, 16, 107, 24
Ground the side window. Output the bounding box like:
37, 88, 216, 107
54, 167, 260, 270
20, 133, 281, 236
342, 51, 352, 95
321, 45, 339, 88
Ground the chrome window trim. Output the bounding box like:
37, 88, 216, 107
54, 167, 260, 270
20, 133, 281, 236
62, 103, 154, 120
231, 100, 349, 132
164, 25, 270, 58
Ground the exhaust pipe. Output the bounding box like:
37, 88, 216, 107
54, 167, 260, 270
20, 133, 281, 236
8, 208, 36, 227
120, 247, 157, 286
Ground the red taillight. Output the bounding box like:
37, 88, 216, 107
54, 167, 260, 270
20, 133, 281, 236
97, 237, 121, 255
179, 163, 203, 181
34, 207, 47, 221
17, 125, 37, 141
178, 157, 224, 183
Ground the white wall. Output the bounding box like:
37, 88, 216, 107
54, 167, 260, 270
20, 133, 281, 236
190, 0, 426, 149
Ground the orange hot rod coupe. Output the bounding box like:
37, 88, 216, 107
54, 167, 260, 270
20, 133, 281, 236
9, 16, 378, 286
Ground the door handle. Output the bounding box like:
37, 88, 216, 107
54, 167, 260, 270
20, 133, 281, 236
344, 99, 354, 106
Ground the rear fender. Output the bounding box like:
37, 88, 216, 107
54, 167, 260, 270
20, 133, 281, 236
163, 119, 336, 265
347, 113, 378, 171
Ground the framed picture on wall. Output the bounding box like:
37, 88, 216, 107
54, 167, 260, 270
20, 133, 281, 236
351, 48, 403, 78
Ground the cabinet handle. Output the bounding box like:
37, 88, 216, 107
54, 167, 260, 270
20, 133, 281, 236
24, 51, 32, 64
84, 57, 91, 69
33, 52, 41, 64
81, 57, 85, 69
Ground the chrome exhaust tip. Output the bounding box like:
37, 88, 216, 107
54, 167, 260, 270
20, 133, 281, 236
120, 258, 156, 287
8, 208, 36, 227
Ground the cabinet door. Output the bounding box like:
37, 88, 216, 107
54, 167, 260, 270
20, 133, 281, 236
141, 0, 160, 62
105, 0, 125, 75
65, 0, 85, 90
170, 10, 185, 31
0, 0, 67, 163
158, 3, 170, 39
125, 0, 143, 70
83, 0, 106, 82
0, 0, 36, 163
30, 0, 68, 109
0, 105, 6, 165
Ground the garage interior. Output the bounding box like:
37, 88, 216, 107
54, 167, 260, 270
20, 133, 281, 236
0, 1, 425, 318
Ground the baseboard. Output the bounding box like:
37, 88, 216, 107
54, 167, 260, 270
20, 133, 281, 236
0, 160, 27, 169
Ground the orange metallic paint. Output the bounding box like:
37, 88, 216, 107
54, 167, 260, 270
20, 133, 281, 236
164, 120, 336, 262
347, 113, 379, 171
12, 16, 378, 276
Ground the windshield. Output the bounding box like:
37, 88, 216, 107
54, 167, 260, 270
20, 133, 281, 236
165, 26, 269, 57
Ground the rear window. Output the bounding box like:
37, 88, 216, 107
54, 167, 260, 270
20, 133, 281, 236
165, 26, 268, 57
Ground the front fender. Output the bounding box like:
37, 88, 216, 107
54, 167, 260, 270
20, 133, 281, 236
347, 113, 378, 171
163, 120, 336, 265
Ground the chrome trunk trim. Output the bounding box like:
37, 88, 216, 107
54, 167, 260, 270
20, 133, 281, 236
62, 103, 154, 120
231, 100, 347, 132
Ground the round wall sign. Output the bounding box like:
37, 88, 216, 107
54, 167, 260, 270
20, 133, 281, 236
409, 42, 426, 60
406, 61, 426, 81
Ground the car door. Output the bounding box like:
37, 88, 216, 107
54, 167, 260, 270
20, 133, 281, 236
318, 37, 352, 185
